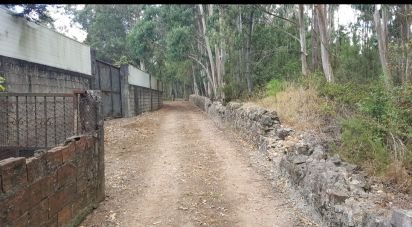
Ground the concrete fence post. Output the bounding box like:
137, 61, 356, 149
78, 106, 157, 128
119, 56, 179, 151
89, 90, 105, 203
149, 74, 153, 111
120, 64, 130, 117
90, 49, 98, 90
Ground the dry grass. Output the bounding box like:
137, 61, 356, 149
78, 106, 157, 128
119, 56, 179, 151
385, 161, 412, 194
251, 83, 327, 132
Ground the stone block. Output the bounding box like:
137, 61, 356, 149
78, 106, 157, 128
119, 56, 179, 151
11, 212, 29, 227
58, 204, 72, 227
391, 209, 412, 227
49, 184, 76, 216
46, 148, 63, 171
75, 137, 88, 153
26, 156, 47, 183
0, 157, 27, 193
61, 143, 76, 164
57, 163, 77, 188
28, 198, 48, 226
3, 189, 30, 224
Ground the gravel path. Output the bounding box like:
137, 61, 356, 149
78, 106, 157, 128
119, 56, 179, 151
80, 101, 320, 227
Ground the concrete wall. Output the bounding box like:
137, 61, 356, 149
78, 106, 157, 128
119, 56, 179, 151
0, 8, 91, 75
0, 135, 105, 227
1, 55, 92, 93
128, 65, 150, 88
150, 76, 158, 90
127, 65, 161, 91
121, 65, 163, 117
127, 85, 136, 117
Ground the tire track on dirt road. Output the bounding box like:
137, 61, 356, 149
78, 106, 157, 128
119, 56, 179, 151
81, 101, 320, 227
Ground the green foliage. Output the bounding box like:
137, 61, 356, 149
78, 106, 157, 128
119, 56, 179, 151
127, 19, 157, 62
319, 101, 336, 116
113, 56, 131, 67
0, 75, 5, 91
165, 26, 192, 61
318, 82, 371, 105
265, 79, 283, 96
3, 4, 54, 24
337, 117, 390, 174
357, 84, 391, 122
323, 81, 412, 174
73, 5, 129, 63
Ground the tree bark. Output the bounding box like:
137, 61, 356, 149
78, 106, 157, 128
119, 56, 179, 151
198, 4, 218, 98
403, 4, 410, 84
311, 5, 321, 72
245, 10, 254, 93
238, 6, 243, 86
315, 4, 334, 83
192, 62, 199, 95
297, 4, 309, 76
219, 6, 226, 99
373, 5, 392, 88
215, 44, 222, 98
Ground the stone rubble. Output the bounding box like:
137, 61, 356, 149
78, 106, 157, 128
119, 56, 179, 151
189, 94, 412, 227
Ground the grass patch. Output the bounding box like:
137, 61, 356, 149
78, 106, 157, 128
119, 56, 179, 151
254, 80, 334, 133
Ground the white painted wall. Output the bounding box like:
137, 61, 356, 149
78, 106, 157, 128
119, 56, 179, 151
151, 76, 158, 90
0, 8, 91, 75
128, 65, 150, 88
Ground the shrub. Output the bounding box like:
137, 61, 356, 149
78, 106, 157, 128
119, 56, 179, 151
265, 79, 283, 97
0, 75, 5, 91
337, 117, 390, 175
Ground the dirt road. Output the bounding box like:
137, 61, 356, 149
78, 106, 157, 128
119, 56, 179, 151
81, 101, 320, 227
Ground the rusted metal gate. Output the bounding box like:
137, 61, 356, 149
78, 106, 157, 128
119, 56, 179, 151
0, 91, 99, 159
95, 60, 122, 118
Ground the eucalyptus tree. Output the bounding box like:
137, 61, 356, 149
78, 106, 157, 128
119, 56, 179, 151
373, 4, 392, 88
70, 5, 142, 64
315, 4, 334, 83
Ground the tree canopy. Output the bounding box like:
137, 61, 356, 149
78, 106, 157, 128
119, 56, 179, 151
61, 4, 411, 100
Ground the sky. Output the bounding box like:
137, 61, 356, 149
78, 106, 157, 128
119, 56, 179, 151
46, 5, 358, 43
47, 5, 87, 42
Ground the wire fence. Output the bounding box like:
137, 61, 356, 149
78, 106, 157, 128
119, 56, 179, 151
0, 91, 100, 159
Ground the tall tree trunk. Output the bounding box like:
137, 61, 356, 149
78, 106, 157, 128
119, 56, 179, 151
403, 4, 410, 84
245, 10, 254, 93
140, 59, 146, 71
219, 6, 226, 99
194, 9, 215, 97
311, 5, 321, 72
238, 6, 243, 86
192, 64, 199, 95
298, 4, 309, 76
327, 5, 334, 46
373, 5, 392, 88
315, 4, 334, 83
215, 44, 222, 98
199, 4, 218, 98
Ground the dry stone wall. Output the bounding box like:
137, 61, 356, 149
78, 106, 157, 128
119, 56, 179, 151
189, 94, 410, 227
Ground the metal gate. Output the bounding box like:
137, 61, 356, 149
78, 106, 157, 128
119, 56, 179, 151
95, 60, 122, 118
0, 91, 100, 159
